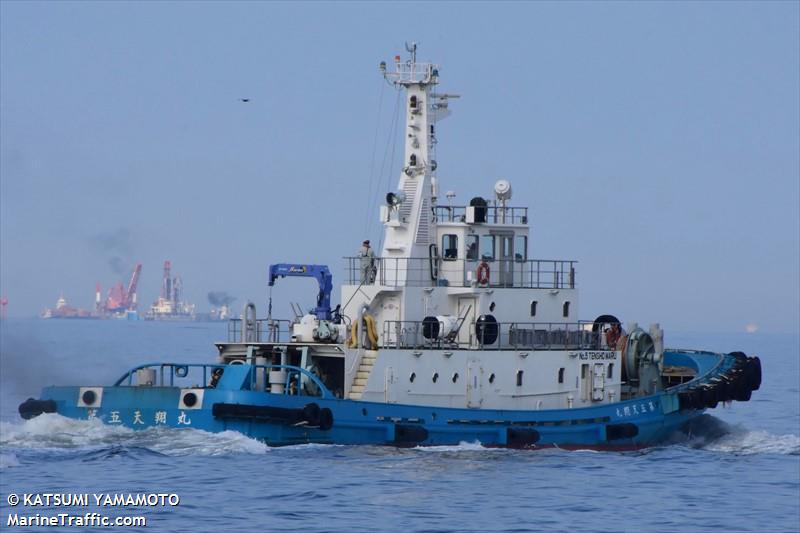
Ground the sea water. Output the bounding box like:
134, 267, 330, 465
1, 319, 798, 532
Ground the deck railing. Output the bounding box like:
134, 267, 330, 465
345, 256, 576, 289
113, 362, 332, 398
433, 205, 528, 225
227, 319, 292, 343
382, 320, 604, 351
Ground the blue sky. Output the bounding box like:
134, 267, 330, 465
1, 1, 798, 334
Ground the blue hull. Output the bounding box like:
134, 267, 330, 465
21, 349, 760, 449
36, 385, 694, 449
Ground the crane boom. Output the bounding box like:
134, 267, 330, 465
126, 263, 142, 309
268, 264, 333, 320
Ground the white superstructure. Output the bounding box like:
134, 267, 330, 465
336, 44, 630, 411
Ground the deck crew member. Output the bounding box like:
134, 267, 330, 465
359, 240, 376, 284
606, 323, 624, 350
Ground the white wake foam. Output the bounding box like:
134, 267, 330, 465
0, 452, 20, 469
700, 429, 800, 456
413, 441, 501, 452
0, 414, 268, 456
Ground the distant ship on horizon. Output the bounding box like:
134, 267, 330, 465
40, 294, 96, 320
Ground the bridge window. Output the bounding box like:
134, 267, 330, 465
502, 235, 512, 258
480, 235, 495, 261
515, 235, 527, 262
530, 300, 538, 317
563, 301, 570, 318
558, 368, 565, 384
442, 234, 458, 260
466, 235, 479, 261
607, 364, 614, 379
516, 370, 524, 387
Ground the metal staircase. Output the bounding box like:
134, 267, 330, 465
348, 350, 378, 400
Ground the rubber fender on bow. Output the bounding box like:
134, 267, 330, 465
733, 385, 752, 402
18, 398, 57, 420
686, 389, 705, 410
746, 357, 762, 391
507, 428, 540, 447
678, 391, 696, 411
729, 351, 748, 364
606, 423, 639, 441
710, 378, 730, 403
394, 424, 428, 444
727, 374, 746, 401
703, 387, 719, 409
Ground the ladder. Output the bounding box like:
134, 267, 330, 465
348, 350, 378, 400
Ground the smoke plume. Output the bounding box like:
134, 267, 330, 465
88, 228, 134, 275
208, 292, 236, 307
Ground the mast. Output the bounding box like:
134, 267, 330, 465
379, 43, 457, 286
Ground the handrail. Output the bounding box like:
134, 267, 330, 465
382, 320, 607, 351
227, 319, 292, 343
433, 205, 529, 224
344, 256, 576, 288
113, 362, 332, 399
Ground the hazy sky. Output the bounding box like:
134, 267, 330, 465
1, 2, 798, 334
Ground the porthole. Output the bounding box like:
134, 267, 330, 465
452, 372, 459, 383
558, 368, 565, 384
432, 372, 439, 383
82, 390, 96, 406
362, 408, 368, 416
410, 372, 416, 383
489, 373, 496, 384
182, 392, 198, 407
516, 370, 524, 387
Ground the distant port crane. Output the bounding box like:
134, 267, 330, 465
99, 263, 142, 315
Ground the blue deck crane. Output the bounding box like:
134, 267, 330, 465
268, 264, 333, 320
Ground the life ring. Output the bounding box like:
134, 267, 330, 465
477, 262, 490, 285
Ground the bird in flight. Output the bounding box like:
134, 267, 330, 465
239, 98, 250, 103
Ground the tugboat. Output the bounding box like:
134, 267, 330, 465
19, 44, 761, 449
